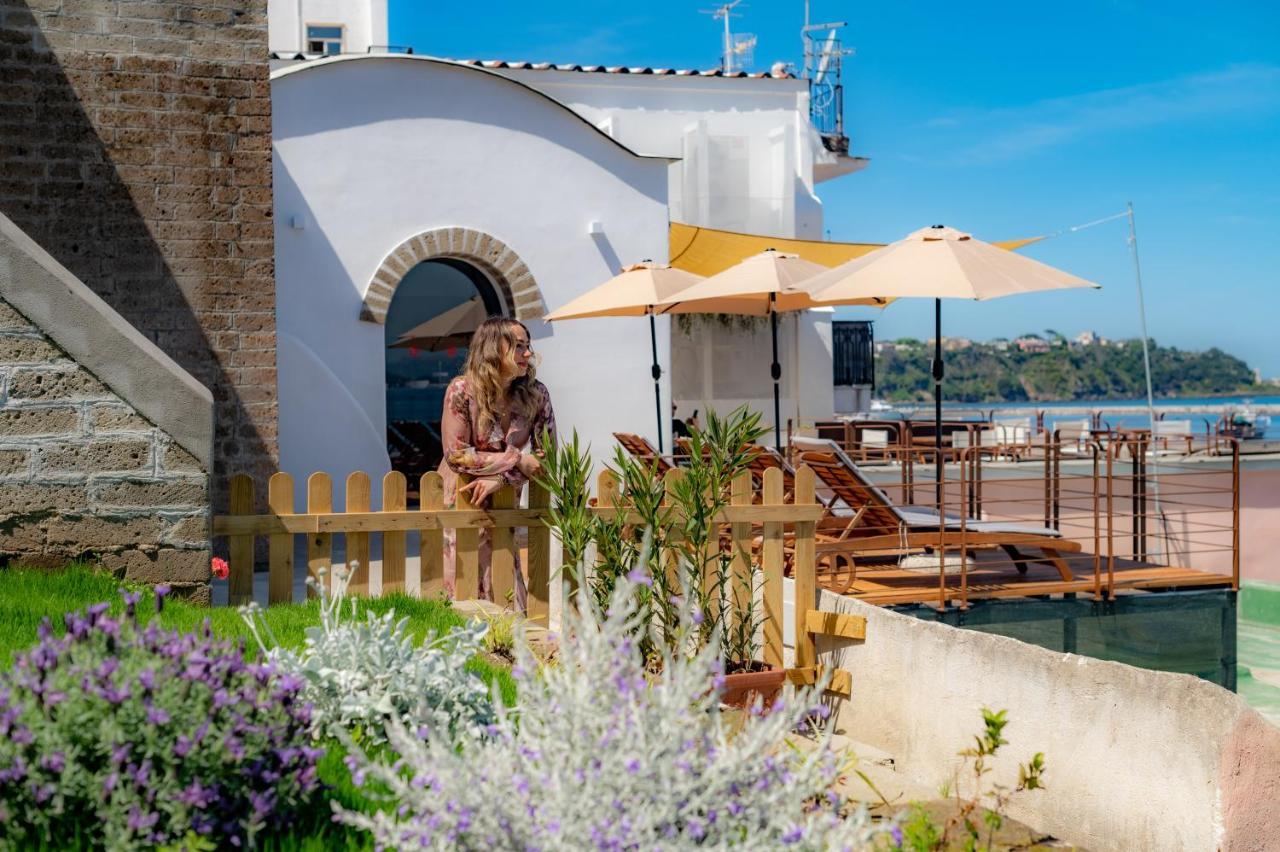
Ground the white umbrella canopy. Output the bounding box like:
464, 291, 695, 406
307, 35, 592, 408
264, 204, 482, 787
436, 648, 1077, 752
544, 262, 707, 452
795, 224, 1099, 497
654, 249, 887, 450
656, 248, 887, 315
544, 262, 704, 320
390, 296, 489, 350
795, 225, 1098, 302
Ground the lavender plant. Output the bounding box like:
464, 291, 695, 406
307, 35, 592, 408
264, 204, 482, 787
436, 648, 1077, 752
334, 577, 883, 850
0, 588, 322, 848
240, 563, 495, 746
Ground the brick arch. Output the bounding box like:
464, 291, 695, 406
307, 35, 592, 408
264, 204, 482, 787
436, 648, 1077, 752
359, 228, 546, 324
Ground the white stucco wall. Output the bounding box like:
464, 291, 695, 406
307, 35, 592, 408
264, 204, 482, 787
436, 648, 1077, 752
272, 57, 670, 507
268, 0, 388, 55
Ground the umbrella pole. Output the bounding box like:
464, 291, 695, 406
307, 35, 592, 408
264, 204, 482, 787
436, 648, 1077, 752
770, 297, 782, 453
933, 298, 944, 507
649, 310, 664, 454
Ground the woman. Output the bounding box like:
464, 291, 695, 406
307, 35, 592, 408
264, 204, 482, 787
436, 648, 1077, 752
439, 317, 555, 609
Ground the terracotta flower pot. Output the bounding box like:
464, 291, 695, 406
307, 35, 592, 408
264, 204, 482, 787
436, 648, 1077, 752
719, 663, 786, 709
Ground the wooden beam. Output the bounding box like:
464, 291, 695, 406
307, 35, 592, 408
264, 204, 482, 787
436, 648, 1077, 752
805, 610, 867, 641
785, 665, 852, 697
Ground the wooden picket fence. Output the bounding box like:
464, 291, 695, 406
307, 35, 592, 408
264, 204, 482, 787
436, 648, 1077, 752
211, 463, 862, 691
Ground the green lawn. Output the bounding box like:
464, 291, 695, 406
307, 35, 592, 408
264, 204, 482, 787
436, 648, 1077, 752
0, 565, 518, 850
0, 564, 515, 706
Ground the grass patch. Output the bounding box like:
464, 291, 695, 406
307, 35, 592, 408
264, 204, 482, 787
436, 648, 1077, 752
0, 564, 515, 706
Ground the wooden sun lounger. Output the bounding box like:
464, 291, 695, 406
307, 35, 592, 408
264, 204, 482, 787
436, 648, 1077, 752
612, 432, 674, 476
790, 437, 1080, 581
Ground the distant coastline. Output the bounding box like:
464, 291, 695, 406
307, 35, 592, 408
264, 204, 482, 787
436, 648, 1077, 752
875, 333, 1273, 404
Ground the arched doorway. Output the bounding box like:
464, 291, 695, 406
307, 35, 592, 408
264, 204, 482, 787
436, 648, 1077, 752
384, 259, 503, 494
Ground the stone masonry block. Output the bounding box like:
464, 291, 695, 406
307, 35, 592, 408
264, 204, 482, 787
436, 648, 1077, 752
45, 514, 166, 549
164, 513, 209, 546
0, 335, 64, 364
99, 547, 211, 584
8, 365, 110, 400
0, 302, 34, 331
0, 484, 89, 518
0, 518, 47, 552
92, 477, 207, 506
39, 439, 152, 473
90, 403, 155, 432
0, 449, 30, 477
160, 442, 205, 473
0, 407, 80, 436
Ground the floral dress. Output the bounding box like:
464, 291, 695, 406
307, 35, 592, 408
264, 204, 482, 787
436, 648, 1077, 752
438, 375, 556, 609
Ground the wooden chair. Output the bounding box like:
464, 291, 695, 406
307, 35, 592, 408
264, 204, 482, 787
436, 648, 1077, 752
790, 436, 1080, 580
612, 432, 674, 475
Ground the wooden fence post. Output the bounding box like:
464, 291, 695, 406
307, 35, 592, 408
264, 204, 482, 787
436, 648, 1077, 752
346, 472, 371, 595
729, 470, 752, 635
228, 473, 255, 606
761, 467, 784, 668
306, 472, 332, 598
420, 472, 445, 600
454, 475, 480, 601
793, 464, 817, 670
490, 486, 517, 607
267, 472, 293, 605
382, 471, 407, 594
527, 480, 551, 626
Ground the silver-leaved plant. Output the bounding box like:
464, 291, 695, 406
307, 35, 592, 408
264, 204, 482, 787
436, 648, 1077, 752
240, 562, 495, 745
334, 576, 883, 850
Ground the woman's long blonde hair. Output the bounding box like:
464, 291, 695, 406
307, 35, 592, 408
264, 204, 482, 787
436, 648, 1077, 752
462, 317, 540, 437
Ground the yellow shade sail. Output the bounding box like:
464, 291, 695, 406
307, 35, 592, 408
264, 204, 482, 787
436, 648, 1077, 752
668, 221, 1043, 277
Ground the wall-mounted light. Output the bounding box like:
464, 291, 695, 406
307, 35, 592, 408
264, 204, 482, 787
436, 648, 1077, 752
587, 220, 604, 236
290, 214, 307, 230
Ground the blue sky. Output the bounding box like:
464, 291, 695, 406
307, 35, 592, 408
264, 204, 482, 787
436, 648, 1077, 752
391, 1, 1280, 376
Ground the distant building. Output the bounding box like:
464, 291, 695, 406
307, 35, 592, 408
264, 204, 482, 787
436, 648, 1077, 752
874, 341, 897, 354
1074, 330, 1099, 347
991, 338, 1010, 352
269, 0, 391, 59
1014, 336, 1051, 353
942, 337, 972, 351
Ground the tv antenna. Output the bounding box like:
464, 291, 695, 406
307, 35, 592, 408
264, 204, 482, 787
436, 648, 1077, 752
702, 1, 748, 73
802, 1, 855, 142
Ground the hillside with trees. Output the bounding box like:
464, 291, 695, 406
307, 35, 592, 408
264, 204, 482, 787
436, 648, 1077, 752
875, 336, 1260, 402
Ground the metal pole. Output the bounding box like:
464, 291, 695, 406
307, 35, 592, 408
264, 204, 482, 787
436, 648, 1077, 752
933, 298, 944, 507
1128, 202, 1163, 558
648, 309, 664, 453
770, 295, 783, 453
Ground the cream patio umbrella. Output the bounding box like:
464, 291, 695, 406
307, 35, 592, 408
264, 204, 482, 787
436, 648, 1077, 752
389, 296, 489, 351
654, 248, 889, 451
544, 261, 705, 452
796, 224, 1099, 490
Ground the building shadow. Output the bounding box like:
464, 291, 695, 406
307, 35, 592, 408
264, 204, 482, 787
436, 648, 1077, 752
0, 3, 275, 512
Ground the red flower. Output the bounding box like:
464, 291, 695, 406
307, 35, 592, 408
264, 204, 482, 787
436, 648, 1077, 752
211, 557, 229, 580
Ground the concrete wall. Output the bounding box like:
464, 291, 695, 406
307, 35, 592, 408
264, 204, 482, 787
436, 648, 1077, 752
0, 0, 277, 512
271, 56, 671, 504
0, 213, 213, 601
812, 588, 1280, 850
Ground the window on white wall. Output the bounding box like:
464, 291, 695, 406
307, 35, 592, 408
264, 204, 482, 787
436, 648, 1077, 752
306, 24, 343, 55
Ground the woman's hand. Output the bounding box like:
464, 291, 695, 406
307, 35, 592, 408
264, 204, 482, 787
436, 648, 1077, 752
459, 476, 503, 506
517, 452, 544, 480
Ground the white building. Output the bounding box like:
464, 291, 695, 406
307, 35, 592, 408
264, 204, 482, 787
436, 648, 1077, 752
268, 0, 389, 58
270, 51, 867, 504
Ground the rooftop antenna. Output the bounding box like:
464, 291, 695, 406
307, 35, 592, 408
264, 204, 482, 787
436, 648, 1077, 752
802, 1, 854, 146
702, 1, 746, 73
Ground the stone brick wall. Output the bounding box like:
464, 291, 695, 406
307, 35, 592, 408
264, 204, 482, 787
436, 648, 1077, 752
0, 296, 210, 600
0, 0, 277, 511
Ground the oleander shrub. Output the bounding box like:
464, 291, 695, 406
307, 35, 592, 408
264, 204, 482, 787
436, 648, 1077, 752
241, 564, 496, 746
335, 578, 883, 850
0, 588, 322, 848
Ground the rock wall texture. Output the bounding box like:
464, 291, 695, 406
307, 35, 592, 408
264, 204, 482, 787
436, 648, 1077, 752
0, 0, 277, 511
0, 295, 210, 600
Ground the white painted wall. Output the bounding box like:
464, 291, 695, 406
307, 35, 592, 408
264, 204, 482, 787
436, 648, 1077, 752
499, 68, 846, 427
272, 57, 670, 506
268, 0, 388, 55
